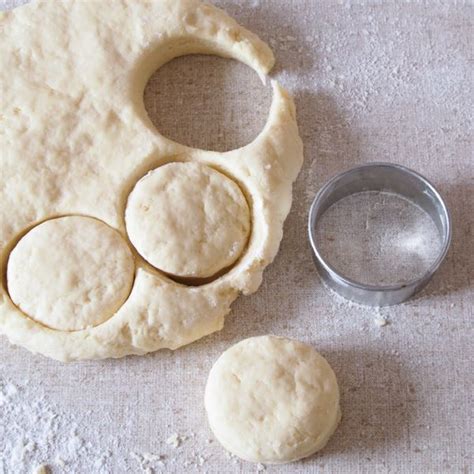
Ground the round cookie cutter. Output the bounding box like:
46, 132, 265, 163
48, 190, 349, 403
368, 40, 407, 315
308, 163, 451, 306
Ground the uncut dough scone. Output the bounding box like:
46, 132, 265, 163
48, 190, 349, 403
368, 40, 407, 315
205, 336, 341, 463
0, 0, 304, 361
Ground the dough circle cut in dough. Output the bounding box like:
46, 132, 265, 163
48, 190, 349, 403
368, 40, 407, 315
125, 162, 250, 279
205, 335, 341, 464
7, 216, 135, 332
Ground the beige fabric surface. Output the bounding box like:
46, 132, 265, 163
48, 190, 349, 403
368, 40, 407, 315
1, 1, 472, 473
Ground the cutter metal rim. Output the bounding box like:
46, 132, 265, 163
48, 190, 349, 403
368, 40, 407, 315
308, 162, 452, 306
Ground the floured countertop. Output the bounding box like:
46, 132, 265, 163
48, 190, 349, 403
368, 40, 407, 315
1, 1, 472, 473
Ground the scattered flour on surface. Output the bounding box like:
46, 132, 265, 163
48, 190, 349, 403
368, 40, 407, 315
0, 377, 240, 474
374, 317, 389, 327
0, 378, 134, 473
0, 379, 218, 473
166, 433, 186, 448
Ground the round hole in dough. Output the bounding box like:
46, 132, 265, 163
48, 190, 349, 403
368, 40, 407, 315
204, 335, 341, 464
7, 216, 135, 332
144, 55, 273, 152
125, 162, 251, 279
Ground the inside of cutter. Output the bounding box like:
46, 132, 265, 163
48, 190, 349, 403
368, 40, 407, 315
313, 191, 443, 287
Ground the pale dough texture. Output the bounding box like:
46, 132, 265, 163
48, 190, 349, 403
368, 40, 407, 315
126, 162, 250, 279
7, 217, 134, 332
205, 336, 341, 464
0, 0, 303, 360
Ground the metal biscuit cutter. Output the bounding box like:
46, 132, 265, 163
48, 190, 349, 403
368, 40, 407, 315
308, 163, 452, 306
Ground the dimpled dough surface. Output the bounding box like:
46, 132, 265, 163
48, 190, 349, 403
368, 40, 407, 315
0, 0, 303, 361
126, 162, 250, 279
205, 336, 341, 464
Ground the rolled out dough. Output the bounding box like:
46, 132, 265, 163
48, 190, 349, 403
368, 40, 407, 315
0, 0, 303, 361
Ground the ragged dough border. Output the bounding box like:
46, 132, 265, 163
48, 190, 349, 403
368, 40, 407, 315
0, 0, 304, 361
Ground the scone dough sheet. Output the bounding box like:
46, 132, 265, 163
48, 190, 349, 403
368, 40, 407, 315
205, 336, 341, 464
0, 0, 304, 361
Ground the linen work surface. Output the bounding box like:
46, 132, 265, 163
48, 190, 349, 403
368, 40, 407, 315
0, 1, 472, 473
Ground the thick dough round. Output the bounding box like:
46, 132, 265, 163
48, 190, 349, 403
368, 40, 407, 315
205, 335, 341, 464
7, 216, 135, 331
126, 162, 250, 278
